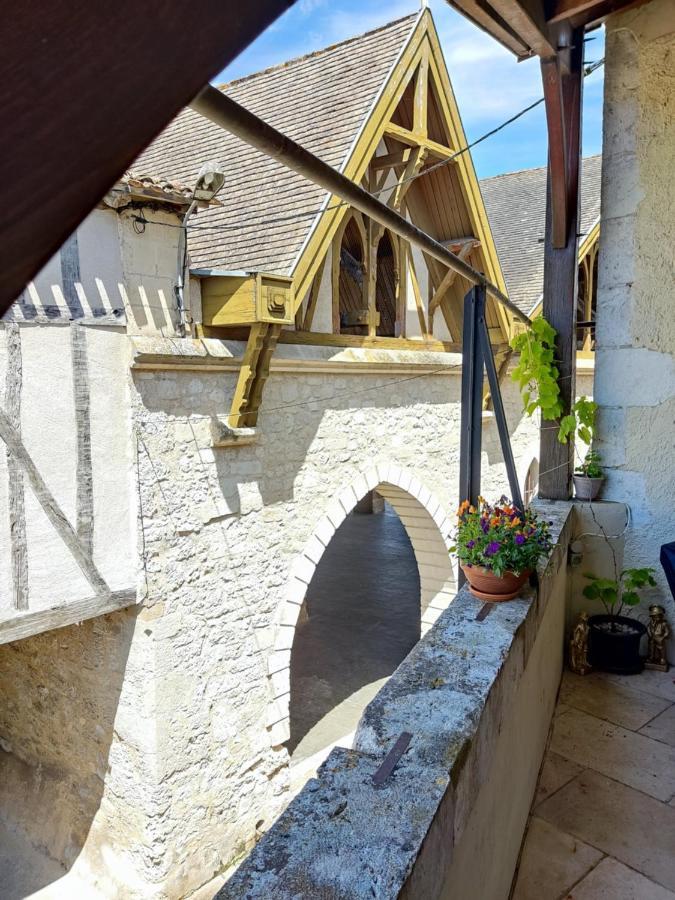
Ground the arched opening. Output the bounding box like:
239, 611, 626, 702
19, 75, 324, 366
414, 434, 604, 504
375, 231, 398, 337
271, 473, 455, 785
338, 216, 367, 335
287, 500, 420, 765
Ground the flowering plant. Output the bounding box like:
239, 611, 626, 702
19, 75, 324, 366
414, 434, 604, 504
451, 496, 553, 578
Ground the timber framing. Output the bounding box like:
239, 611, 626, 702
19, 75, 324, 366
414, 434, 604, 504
190, 10, 511, 429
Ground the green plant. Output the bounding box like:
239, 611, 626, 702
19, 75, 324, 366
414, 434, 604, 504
451, 496, 552, 578
582, 567, 657, 618
510, 317, 597, 444
575, 449, 603, 478
559, 397, 598, 445
510, 317, 563, 421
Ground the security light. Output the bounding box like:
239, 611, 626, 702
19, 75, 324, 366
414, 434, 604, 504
193, 161, 226, 202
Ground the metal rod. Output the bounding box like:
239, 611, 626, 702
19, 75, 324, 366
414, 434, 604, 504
189, 86, 531, 326
458, 286, 484, 587
479, 311, 524, 512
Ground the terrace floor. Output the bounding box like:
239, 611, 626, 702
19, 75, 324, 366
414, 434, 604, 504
513, 667, 675, 899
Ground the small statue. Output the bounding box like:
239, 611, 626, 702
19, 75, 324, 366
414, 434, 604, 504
570, 611, 592, 675
646, 604, 670, 672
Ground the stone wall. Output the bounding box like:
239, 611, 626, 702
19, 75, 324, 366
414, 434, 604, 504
596, 0, 675, 661
218, 502, 575, 899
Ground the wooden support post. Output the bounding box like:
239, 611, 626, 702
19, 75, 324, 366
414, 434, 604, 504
539, 31, 584, 500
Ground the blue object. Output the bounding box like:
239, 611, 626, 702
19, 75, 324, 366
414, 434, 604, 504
660, 542, 675, 600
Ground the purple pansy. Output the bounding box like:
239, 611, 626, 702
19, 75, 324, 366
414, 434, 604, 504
467, 540, 475, 549
515, 533, 526, 545
485, 540, 501, 557
480, 518, 489, 533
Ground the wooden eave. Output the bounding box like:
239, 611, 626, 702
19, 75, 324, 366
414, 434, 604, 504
447, 0, 649, 60
289, 9, 512, 345
528, 215, 599, 319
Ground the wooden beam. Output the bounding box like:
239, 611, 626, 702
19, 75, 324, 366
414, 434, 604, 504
384, 123, 456, 161
486, 0, 557, 56
541, 56, 570, 249
227, 322, 281, 428
371, 151, 411, 171
389, 147, 427, 212
539, 30, 583, 500
0, 0, 294, 318
0, 408, 110, 597
0, 589, 136, 646
407, 248, 430, 337
301, 256, 327, 332
413, 46, 429, 137
282, 330, 459, 353
446, 0, 531, 57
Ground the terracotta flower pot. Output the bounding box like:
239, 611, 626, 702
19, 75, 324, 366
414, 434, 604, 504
573, 475, 604, 501
461, 565, 531, 602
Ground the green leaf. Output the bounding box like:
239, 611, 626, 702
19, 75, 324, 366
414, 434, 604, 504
622, 590, 640, 606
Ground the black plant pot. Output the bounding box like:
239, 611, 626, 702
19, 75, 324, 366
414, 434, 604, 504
588, 614, 647, 675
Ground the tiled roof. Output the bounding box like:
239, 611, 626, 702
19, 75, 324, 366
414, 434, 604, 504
135, 14, 420, 275
480, 155, 602, 314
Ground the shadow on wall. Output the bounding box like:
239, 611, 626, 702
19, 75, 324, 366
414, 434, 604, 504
136, 364, 463, 516
0, 607, 136, 899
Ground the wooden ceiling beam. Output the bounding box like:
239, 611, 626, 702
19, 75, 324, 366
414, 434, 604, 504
446, 0, 532, 57
486, 0, 557, 57
0, 0, 293, 316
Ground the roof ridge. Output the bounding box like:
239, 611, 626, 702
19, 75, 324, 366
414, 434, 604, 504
480, 153, 602, 184
216, 11, 420, 90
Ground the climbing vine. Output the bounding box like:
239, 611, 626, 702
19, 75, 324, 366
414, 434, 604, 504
509, 317, 597, 445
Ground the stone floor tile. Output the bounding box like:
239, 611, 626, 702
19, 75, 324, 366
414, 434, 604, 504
534, 751, 585, 807
560, 671, 672, 731
639, 704, 675, 748
568, 858, 675, 900
512, 817, 603, 900
537, 769, 675, 891
551, 708, 675, 800
601, 670, 675, 703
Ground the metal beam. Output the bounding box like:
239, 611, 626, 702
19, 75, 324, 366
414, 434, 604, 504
189, 87, 532, 327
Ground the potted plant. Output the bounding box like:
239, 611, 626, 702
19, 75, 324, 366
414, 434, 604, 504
582, 567, 657, 674
452, 496, 553, 601
573, 450, 604, 500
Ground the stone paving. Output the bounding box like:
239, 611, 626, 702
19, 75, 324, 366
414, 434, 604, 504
513, 668, 675, 899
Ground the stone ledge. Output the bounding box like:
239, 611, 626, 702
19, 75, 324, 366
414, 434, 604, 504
218, 501, 575, 899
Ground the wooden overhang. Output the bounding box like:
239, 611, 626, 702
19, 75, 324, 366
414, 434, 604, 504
0, 0, 295, 318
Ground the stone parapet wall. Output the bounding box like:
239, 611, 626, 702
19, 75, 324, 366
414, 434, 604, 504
219, 501, 575, 899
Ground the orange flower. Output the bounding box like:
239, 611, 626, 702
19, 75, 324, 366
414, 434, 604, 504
469, 505, 476, 514
511, 517, 521, 527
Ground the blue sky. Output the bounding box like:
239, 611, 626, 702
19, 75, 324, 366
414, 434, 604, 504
218, 0, 604, 179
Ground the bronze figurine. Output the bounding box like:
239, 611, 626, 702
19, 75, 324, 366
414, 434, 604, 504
646, 604, 670, 671
570, 611, 592, 675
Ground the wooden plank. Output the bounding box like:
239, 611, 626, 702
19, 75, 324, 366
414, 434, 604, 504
301, 255, 327, 332
0, 408, 110, 597
541, 57, 569, 249
413, 45, 429, 137
227, 322, 267, 428
446, 0, 531, 57
389, 147, 427, 212
539, 31, 584, 500
486, 0, 557, 57
0, 0, 294, 318
370, 151, 410, 171
407, 248, 429, 337
280, 330, 459, 353
0, 589, 137, 646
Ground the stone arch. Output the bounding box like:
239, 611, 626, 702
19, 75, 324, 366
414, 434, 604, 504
265, 465, 455, 747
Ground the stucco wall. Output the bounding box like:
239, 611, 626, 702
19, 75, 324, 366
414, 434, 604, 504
596, 0, 675, 659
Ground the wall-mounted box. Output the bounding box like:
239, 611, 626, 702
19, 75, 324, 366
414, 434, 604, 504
198, 271, 294, 326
